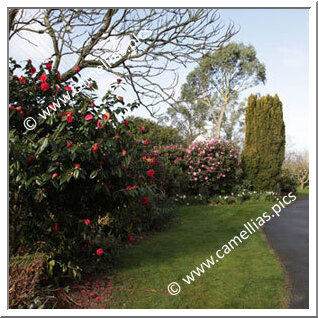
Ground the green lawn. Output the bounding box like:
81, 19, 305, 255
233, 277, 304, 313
105, 202, 288, 309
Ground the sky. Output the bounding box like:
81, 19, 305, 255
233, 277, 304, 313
9, 9, 309, 152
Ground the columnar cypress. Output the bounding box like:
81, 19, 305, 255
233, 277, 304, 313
242, 94, 285, 190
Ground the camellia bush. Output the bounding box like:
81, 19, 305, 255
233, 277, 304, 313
152, 145, 188, 196
9, 59, 169, 279
184, 139, 241, 194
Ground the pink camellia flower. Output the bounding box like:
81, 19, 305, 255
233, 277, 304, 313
75, 163, 80, 169
128, 236, 134, 243
67, 141, 72, 148
85, 114, 94, 121
84, 219, 91, 226
19, 76, 26, 84
96, 248, 104, 256
40, 74, 47, 83
52, 173, 58, 179
64, 85, 72, 92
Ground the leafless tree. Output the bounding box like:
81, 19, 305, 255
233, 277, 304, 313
284, 150, 309, 189
9, 9, 238, 115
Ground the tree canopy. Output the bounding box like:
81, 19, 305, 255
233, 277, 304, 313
168, 42, 266, 140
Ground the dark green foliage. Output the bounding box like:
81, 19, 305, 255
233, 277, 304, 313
126, 116, 184, 146
275, 169, 297, 196
242, 94, 285, 190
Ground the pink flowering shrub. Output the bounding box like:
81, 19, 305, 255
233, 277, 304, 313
184, 139, 241, 194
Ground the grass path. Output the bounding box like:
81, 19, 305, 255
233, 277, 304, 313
100, 201, 288, 309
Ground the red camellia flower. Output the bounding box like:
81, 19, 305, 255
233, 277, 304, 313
54, 222, 59, 231
115, 133, 120, 140
141, 126, 146, 133
92, 146, 98, 152
124, 119, 128, 127
97, 119, 104, 129
64, 85, 71, 92
28, 156, 35, 164
40, 82, 50, 91
75, 163, 80, 169
67, 141, 72, 148
30, 66, 36, 75
128, 236, 134, 243
20, 110, 24, 117
66, 114, 73, 123
147, 169, 155, 178
96, 248, 104, 256
40, 74, 47, 82
144, 139, 150, 145
46, 62, 52, 70
84, 219, 91, 226
10, 106, 14, 110
90, 102, 94, 107
118, 96, 124, 103
117, 78, 122, 84
126, 185, 132, 192
141, 197, 149, 205
151, 157, 156, 165
58, 112, 67, 118
52, 173, 58, 179
57, 73, 61, 80
75, 65, 80, 71
85, 114, 94, 121
16, 106, 21, 111
55, 85, 60, 92
19, 76, 25, 84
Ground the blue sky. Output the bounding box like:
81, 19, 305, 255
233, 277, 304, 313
9, 9, 309, 151
132, 9, 309, 151
218, 9, 309, 152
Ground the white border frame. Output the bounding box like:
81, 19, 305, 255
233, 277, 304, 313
2, 0, 316, 316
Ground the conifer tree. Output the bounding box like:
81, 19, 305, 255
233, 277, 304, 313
242, 94, 285, 190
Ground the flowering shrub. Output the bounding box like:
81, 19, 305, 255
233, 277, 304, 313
152, 146, 188, 195
9, 59, 169, 279
184, 139, 241, 194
